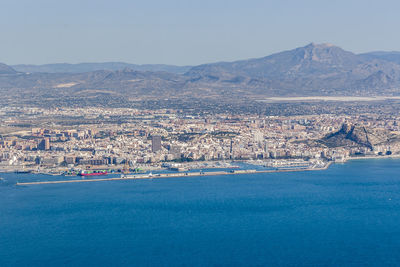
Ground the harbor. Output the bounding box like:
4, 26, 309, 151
15, 162, 332, 186
13, 154, 400, 186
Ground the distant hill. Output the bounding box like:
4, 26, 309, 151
0, 63, 17, 75
2, 43, 400, 105
187, 43, 362, 78
359, 51, 400, 65
184, 43, 400, 96
12, 62, 192, 74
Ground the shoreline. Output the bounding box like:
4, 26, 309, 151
0, 160, 239, 175
15, 162, 332, 186
4, 155, 399, 175
344, 154, 400, 162
11, 155, 400, 186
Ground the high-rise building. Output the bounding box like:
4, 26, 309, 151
253, 131, 264, 144
38, 138, 50, 150
151, 135, 162, 153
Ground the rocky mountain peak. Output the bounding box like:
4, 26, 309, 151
305, 42, 337, 49
298, 42, 357, 64
340, 122, 354, 134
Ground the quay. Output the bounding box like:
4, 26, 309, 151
16, 162, 332, 186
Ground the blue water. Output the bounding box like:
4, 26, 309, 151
2, 159, 400, 266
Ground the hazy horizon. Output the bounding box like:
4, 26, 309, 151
2, 0, 400, 65
7, 42, 400, 67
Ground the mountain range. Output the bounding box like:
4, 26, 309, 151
2, 43, 400, 104
11, 62, 192, 74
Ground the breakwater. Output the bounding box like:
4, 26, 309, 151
16, 162, 332, 186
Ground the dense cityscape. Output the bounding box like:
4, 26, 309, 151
1, 105, 399, 176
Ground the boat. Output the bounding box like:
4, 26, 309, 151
63, 170, 78, 176
14, 170, 32, 174
79, 170, 108, 176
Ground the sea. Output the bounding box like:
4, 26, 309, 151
1, 159, 400, 266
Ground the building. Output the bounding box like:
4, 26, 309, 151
64, 156, 76, 164
79, 159, 108, 166
38, 138, 50, 150
41, 156, 64, 166
151, 135, 162, 153
169, 145, 181, 158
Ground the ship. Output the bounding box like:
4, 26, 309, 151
79, 170, 108, 176
14, 170, 32, 174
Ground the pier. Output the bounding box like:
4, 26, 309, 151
16, 162, 332, 186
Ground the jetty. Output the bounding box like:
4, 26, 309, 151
16, 162, 332, 186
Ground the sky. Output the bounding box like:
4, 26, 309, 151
1, 0, 400, 65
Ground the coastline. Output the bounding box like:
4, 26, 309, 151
15, 162, 333, 186
345, 154, 400, 161
0, 160, 238, 175
11, 155, 400, 186
5, 155, 399, 176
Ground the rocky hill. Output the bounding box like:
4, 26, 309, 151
320, 123, 400, 150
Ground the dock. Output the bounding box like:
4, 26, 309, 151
16, 162, 332, 186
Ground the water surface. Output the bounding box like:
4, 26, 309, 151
1, 159, 400, 266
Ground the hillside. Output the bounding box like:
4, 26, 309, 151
320, 123, 400, 150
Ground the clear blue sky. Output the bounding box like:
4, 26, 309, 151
1, 0, 400, 65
